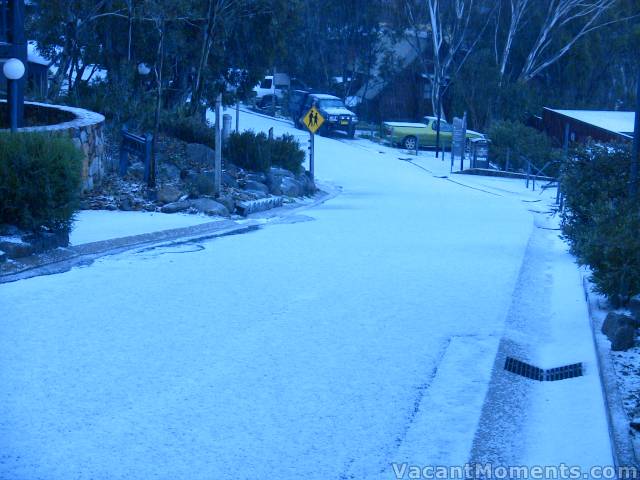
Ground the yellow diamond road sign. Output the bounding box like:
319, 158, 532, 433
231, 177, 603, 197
302, 106, 324, 134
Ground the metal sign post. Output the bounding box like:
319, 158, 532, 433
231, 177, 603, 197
301, 105, 324, 180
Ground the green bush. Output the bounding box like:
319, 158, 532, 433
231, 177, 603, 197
560, 143, 639, 306
161, 114, 215, 149
224, 130, 305, 174
0, 132, 82, 232
488, 120, 561, 174
270, 134, 305, 173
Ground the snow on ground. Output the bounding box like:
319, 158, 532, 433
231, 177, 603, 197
0, 108, 611, 479
69, 210, 213, 245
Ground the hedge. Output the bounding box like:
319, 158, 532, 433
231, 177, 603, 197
560, 143, 639, 306
0, 132, 82, 233
224, 130, 305, 173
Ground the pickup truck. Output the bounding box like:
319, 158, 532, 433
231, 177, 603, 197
290, 91, 358, 138
382, 116, 484, 150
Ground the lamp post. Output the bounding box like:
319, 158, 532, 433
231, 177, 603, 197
3, 57, 25, 132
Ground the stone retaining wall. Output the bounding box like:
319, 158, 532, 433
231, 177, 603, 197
1, 101, 106, 191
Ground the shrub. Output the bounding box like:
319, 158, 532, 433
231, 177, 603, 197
0, 132, 82, 232
488, 120, 561, 174
270, 134, 305, 173
161, 114, 215, 149
224, 130, 305, 174
560, 143, 639, 306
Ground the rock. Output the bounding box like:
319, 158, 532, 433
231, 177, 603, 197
243, 180, 269, 194
222, 172, 238, 188
187, 143, 215, 166
0, 238, 35, 259
118, 195, 134, 211
161, 200, 191, 214
217, 194, 236, 214
0, 249, 6, 263
159, 162, 181, 181
244, 190, 268, 200
602, 312, 640, 337
631, 417, 640, 432
266, 167, 294, 192
280, 176, 303, 197
611, 324, 636, 351
190, 173, 216, 197
157, 184, 183, 204
629, 294, 640, 320
189, 198, 230, 217
246, 172, 268, 184
296, 172, 316, 195
224, 163, 240, 178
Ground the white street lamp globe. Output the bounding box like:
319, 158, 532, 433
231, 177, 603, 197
137, 63, 151, 76
3, 58, 25, 80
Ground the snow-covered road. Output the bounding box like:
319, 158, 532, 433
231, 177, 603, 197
0, 110, 612, 479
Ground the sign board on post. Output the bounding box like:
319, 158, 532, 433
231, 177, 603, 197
301, 106, 325, 134
452, 117, 466, 171
301, 105, 325, 180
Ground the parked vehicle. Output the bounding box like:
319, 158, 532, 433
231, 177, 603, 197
290, 92, 358, 138
252, 74, 290, 108
382, 116, 484, 150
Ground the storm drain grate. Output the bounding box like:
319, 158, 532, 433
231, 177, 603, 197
504, 357, 583, 382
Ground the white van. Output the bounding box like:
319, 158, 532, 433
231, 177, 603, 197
253, 73, 290, 108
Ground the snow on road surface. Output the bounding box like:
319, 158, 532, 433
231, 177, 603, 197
0, 109, 611, 479
70, 210, 213, 245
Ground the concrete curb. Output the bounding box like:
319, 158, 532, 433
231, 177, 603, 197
583, 276, 639, 473
0, 185, 339, 284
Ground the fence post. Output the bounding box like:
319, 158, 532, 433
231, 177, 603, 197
119, 127, 128, 177
526, 161, 531, 189
144, 133, 153, 184
505, 148, 510, 172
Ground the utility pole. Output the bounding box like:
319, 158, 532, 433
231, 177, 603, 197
214, 93, 222, 196
435, 91, 442, 159
631, 71, 640, 196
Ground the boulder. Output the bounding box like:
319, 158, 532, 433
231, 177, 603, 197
244, 190, 268, 200
217, 194, 236, 214
296, 172, 316, 195
190, 173, 216, 196
602, 312, 639, 337
161, 200, 191, 214
266, 166, 294, 191
280, 176, 303, 197
224, 163, 240, 178
602, 312, 639, 351
611, 324, 636, 351
246, 172, 268, 184
0, 238, 35, 259
117, 195, 134, 211
243, 180, 269, 194
159, 162, 181, 181
157, 184, 183, 204
0, 249, 6, 263
629, 294, 640, 321
187, 143, 215, 166
189, 198, 229, 217
222, 172, 238, 188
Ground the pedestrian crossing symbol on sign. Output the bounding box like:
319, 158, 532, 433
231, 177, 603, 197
302, 106, 325, 134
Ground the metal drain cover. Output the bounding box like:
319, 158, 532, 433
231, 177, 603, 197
504, 357, 583, 382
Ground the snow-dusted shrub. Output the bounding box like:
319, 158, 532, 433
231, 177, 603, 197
161, 115, 215, 149
0, 132, 82, 232
560, 143, 639, 306
488, 120, 560, 174
224, 131, 304, 174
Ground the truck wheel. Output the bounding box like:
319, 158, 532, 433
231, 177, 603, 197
403, 135, 417, 150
